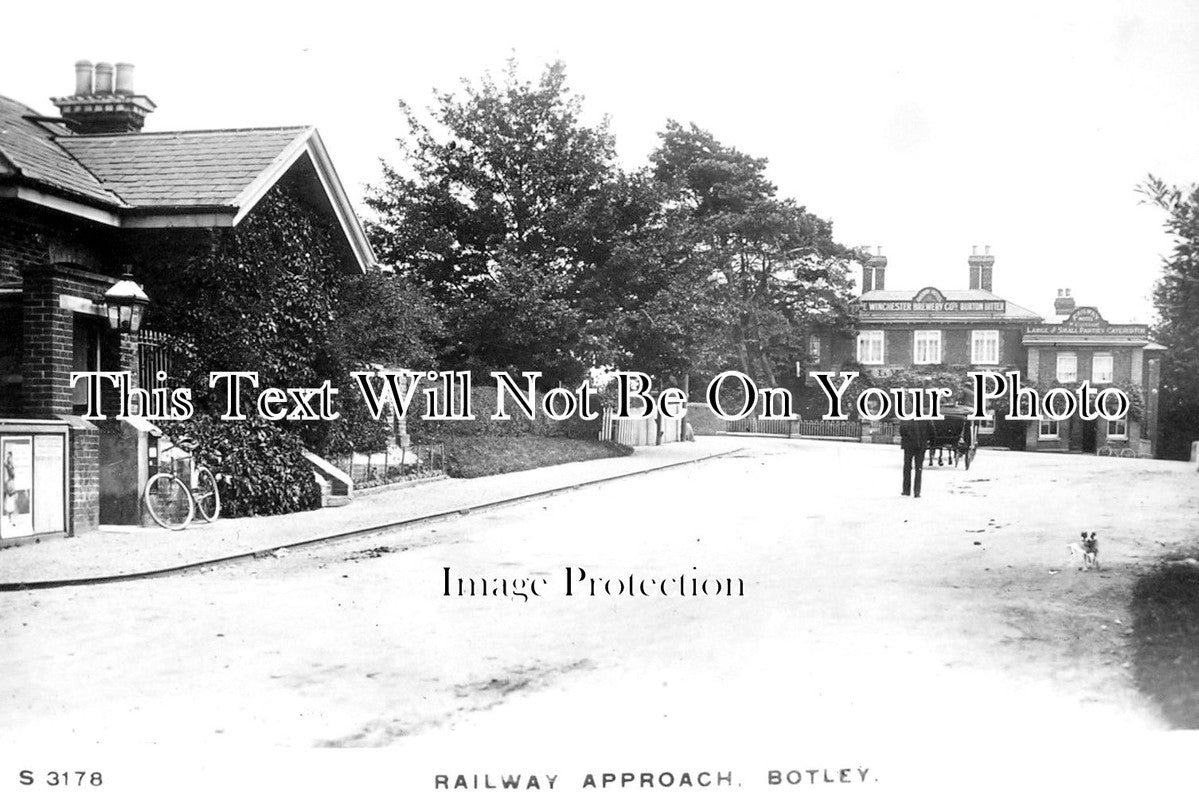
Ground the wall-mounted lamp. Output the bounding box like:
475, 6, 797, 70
103, 271, 150, 334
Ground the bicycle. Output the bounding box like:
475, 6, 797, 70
142, 435, 222, 530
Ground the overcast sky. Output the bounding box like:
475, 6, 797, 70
5, 0, 1197, 323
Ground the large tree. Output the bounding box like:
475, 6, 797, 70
1140, 175, 1199, 459
647, 122, 858, 387
366, 59, 631, 384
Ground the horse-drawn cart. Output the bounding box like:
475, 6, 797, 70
926, 405, 978, 470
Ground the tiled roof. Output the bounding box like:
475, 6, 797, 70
0, 91, 374, 271
56, 126, 310, 208
860, 288, 1005, 302
0, 94, 122, 205
1, 93, 310, 210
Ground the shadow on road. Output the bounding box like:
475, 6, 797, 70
1131, 557, 1199, 728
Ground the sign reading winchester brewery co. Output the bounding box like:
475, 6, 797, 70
1024, 307, 1149, 338
860, 300, 1007, 313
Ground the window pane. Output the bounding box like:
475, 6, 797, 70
914, 331, 940, 364
971, 330, 999, 364
1092, 354, 1113, 384
1056, 353, 1077, 382
858, 331, 884, 364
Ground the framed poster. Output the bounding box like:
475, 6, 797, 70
0, 436, 33, 539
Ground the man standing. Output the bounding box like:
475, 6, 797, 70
900, 418, 934, 498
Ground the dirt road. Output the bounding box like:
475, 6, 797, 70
2, 438, 1194, 784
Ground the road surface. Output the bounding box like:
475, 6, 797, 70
2, 438, 1195, 791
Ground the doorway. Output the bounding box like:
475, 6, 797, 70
1081, 418, 1097, 453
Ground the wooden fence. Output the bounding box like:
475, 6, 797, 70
599, 408, 684, 447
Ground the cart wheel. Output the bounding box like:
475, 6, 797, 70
143, 473, 194, 530
192, 466, 221, 523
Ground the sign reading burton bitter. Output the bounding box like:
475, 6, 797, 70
860, 300, 1007, 313
858, 287, 1006, 314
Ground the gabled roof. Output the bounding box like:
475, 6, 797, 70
56, 126, 309, 208
0, 93, 376, 272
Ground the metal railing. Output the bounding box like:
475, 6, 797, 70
330, 442, 447, 488
137, 329, 173, 388
792, 419, 864, 439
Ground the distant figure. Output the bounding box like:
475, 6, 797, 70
899, 418, 935, 498
3, 451, 15, 524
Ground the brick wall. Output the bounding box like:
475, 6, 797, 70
0, 207, 52, 284
68, 422, 100, 535
19, 266, 74, 415
0, 204, 108, 282
0, 297, 20, 415
851, 322, 1028, 371
19, 265, 115, 416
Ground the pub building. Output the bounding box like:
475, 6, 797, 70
1021, 299, 1163, 456
807, 247, 1164, 455
0, 61, 376, 543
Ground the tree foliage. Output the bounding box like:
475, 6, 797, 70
1139, 175, 1199, 458
647, 122, 858, 387
366, 61, 858, 393
366, 59, 628, 384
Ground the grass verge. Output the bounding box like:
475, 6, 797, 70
440, 435, 633, 479
1130, 556, 1199, 728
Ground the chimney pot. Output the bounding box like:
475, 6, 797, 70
972, 245, 978, 256
94, 62, 114, 94
74, 60, 94, 95
862, 246, 887, 292
967, 247, 995, 291
1054, 288, 1076, 317
114, 62, 135, 96
985, 244, 991, 255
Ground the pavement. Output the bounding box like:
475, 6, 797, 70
0, 438, 742, 587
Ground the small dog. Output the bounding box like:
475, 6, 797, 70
1067, 531, 1100, 571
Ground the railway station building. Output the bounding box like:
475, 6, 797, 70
1, 61, 375, 542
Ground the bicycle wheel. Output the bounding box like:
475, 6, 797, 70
143, 473, 194, 530
192, 466, 221, 523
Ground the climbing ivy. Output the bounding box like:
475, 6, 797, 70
122, 184, 438, 514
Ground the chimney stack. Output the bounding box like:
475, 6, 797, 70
1054, 287, 1076, 318
73, 60, 94, 95
52, 59, 156, 134
968, 244, 995, 292
862, 245, 887, 292
114, 63, 135, 96
94, 62, 114, 94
